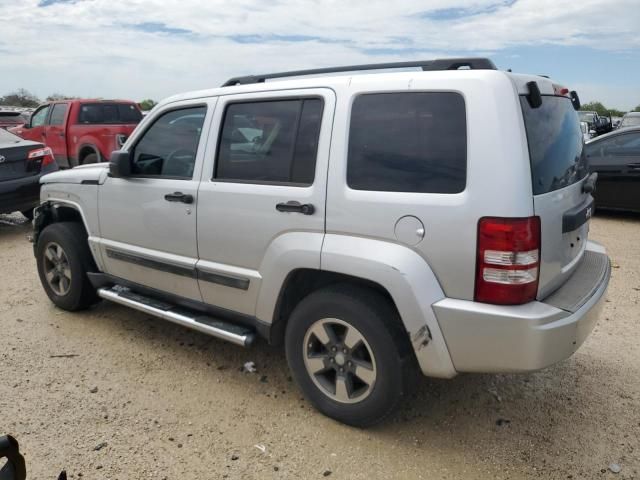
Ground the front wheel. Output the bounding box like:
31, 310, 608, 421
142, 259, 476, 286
285, 285, 415, 427
36, 222, 99, 311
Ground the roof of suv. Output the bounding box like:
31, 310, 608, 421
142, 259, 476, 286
161, 68, 558, 106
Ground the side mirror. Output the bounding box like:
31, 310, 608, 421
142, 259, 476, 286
109, 150, 132, 178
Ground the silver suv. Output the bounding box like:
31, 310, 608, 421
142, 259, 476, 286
32, 58, 611, 427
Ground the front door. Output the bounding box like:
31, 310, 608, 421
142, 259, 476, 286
44, 102, 70, 167
196, 89, 334, 316
97, 100, 213, 301
21, 104, 49, 144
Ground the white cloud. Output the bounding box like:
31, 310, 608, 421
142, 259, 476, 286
1, 0, 638, 106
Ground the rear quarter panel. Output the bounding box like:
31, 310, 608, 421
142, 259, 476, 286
325, 70, 534, 301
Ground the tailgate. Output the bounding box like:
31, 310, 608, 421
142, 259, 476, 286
534, 181, 593, 298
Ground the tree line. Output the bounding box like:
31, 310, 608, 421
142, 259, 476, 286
2, 88, 638, 116
0, 88, 157, 111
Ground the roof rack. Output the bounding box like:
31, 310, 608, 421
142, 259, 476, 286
222, 57, 497, 87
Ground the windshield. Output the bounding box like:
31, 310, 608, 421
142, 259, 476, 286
620, 115, 640, 128
520, 96, 588, 195
0, 128, 22, 144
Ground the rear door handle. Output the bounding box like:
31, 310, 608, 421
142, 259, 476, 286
276, 201, 315, 215
164, 192, 194, 204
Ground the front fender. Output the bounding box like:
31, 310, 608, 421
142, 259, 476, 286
320, 234, 457, 378
35, 184, 104, 270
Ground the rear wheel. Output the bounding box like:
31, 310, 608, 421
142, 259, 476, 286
36, 222, 99, 311
285, 285, 414, 427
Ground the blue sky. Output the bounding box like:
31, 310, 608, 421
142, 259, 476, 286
2, 0, 638, 110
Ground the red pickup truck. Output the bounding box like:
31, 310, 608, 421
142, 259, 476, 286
9, 99, 142, 168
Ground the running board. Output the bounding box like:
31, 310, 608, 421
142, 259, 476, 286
97, 286, 255, 347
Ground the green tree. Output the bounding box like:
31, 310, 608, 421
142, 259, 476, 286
580, 101, 627, 118
1, 88, 41, 108
580, 101, 608, 116
139, 99, 158, 111
46, 93, 77, 101
633, 105, 640, 112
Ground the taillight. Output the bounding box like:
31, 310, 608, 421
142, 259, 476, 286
28, 146, 55, 167
475, 217, 541, 305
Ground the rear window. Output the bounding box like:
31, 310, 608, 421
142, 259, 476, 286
0, 112, 26, 123
347, 92, 466, 193
79, 103, 142, 124
520, 96, 588, 195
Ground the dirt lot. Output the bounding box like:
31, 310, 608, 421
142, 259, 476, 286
0, 212, 638, 480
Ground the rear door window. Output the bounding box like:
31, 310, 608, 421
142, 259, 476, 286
215, 98, 323, 185
347, 92, 467, 193
49, 103, 68, 125
520, 96, 588, 195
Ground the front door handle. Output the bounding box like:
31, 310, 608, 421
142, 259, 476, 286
164, 192, 194, 204
276, 201, 315, 215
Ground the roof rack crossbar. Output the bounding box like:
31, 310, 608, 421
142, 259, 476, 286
222, 57, 497, 86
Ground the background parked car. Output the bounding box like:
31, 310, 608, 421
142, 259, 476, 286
585, 125, 640, 213
580, 121, 595, 142
0, 128, 58, 219
9, 99, 143, 168
618, 112, 640, 130
0, 111, 29, 130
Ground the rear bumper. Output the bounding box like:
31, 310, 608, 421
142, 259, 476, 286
433, 241, 610, 373
0, 175, 41, 215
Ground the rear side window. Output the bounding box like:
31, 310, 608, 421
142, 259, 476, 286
520, 96, 588, 195
215, 98, 323, 185
347, 92, 467, 193
49, 103, 68, 125
79, 103, 143, 124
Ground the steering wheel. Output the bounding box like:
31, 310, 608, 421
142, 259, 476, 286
165, 148, 196, 177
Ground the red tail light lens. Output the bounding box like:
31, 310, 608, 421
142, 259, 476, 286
475, 217, 541, 305
28, 147, 55, 167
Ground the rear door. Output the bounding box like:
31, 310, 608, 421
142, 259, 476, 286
519, 95, 592, 298
44, 102, 70, 167
196, 89, 333, 315
585, 130, 640, 211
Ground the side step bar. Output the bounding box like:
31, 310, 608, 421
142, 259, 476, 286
97, 286, 255, 347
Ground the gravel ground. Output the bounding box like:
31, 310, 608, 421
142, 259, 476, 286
1, 211, 639, 480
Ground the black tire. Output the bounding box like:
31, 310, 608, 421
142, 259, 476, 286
21, 209, 34, 221
285, 285, 415, 427
82, 153, 98, 164
36, 222, 99, 311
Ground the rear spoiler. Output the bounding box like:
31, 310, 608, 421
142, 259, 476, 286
526, 81, 581, 111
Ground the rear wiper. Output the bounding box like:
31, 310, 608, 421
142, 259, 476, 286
526, 81, 542, 108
